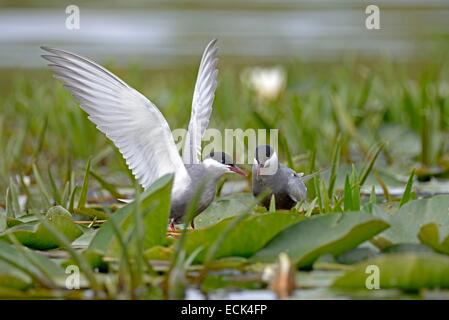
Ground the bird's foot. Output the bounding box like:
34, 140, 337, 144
190, 220, 195, 230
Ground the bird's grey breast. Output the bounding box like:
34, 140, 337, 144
252, 164, 285, 194
252, 164, 264, 196
252, 164, 306, 209
170, 164, 218, 222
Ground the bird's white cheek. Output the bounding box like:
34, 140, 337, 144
260, 163, 277, 176
259, 152, 278, 176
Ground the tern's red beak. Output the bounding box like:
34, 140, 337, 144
256, 164, 261, 178
229, 165, 247, 177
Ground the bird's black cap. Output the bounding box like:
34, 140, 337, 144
255, 145, 274, 164
209, 151, 234, 166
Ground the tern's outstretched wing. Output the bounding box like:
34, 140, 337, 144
182, 39, 219, 164
41, 47, 190, 191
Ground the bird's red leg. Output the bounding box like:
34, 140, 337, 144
190, 220, 195, 230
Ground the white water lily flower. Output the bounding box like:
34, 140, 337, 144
241, 66, 286, 101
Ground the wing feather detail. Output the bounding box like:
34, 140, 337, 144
41, 47, 190, 191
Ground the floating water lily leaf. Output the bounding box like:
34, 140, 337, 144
378, 195, 449, 245
336, 246, 379, 265
333, 253, 449, 290
201, 272, 262, 293
194, 194, 255, 228
252, 212, 389, 268
184, 212, 304, 263
47, 205, 72, 217
72, 228, 97, 249
297, 270, 344, 289
5, 214, 39, 229
418, 223, 449, 255
87, 174, 173, 258
0, 206, 83, 250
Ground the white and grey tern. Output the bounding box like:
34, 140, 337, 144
252, 144, 320, 210
41, 39, 246, 230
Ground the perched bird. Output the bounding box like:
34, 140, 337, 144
171, 151, 246, 228
252, 145, 318, 210
41, 39, 246, 229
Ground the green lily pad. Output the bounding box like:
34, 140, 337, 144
72, 228, 97, 249
333, 253, 449, 290
418, 223, 449, 255
201, 273, 263, 293
194, 194, 255, 228
0, 206, 83, 250
5, 214, 39, 228
252, 212, 389, 268
336, 247, 379, 265
184, 212, 304, 263
47, 206, 72, 217
378, 195, 449, 245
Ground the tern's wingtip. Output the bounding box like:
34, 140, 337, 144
40, 46, 62, 55
208, 38, 218, 47
40, 54, 53, 62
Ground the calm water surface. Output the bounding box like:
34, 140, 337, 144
1, 1, 448, 68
